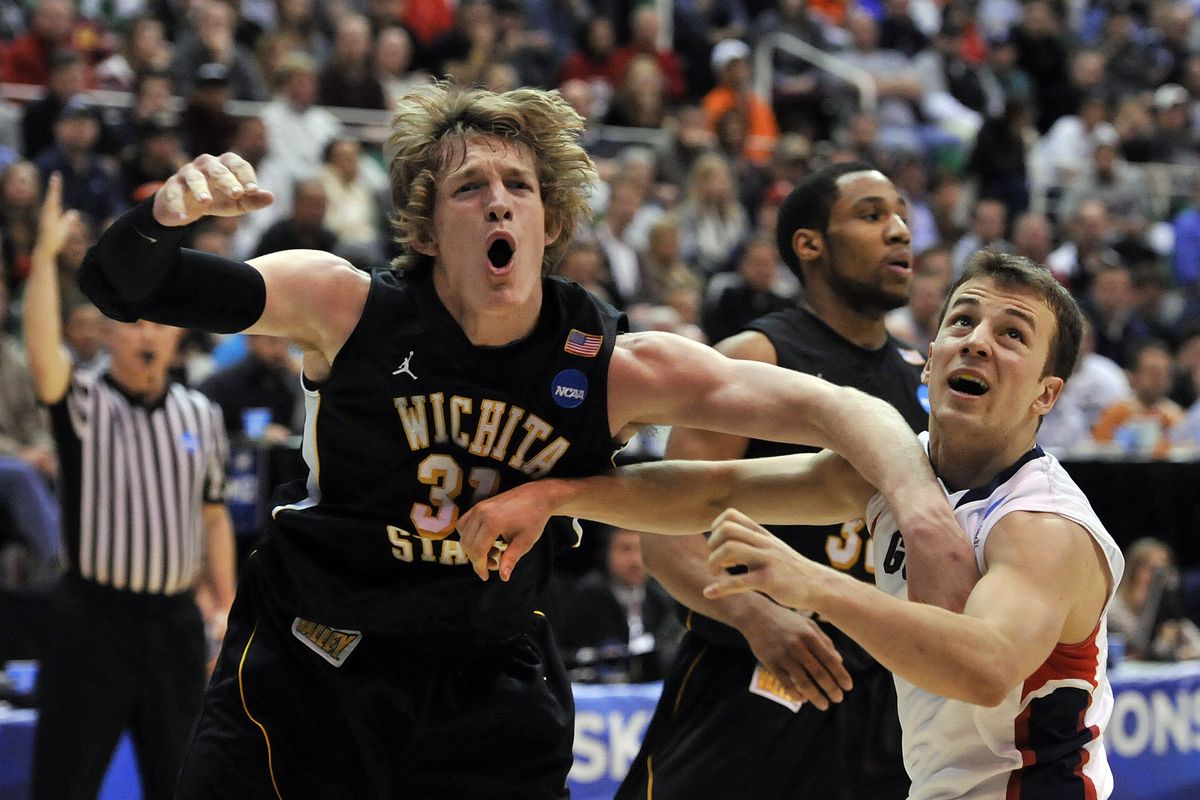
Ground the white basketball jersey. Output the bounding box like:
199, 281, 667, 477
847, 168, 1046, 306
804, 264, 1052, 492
864, 432, 1124, 800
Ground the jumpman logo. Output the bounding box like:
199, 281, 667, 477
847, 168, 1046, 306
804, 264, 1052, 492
392, 351, 417, 380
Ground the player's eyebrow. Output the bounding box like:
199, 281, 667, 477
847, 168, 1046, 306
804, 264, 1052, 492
849, 195, 908, 213
949, 296, 1038, 329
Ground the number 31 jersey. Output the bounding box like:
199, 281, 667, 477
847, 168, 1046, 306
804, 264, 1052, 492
262, 268, 626, 642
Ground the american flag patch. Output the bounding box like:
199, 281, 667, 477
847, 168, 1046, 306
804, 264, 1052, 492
564, 329, 603, 357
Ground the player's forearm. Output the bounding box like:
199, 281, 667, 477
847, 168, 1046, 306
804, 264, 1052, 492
549, 463, 730, 535
643, 533, 779, 631
809, 569, 1017, 706
78, 198, 265, 333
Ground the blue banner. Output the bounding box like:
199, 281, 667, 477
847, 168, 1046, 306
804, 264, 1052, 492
1107, 662, 1200, 800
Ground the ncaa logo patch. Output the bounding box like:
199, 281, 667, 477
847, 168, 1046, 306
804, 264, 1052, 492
916, 384, 930, 413
551, 368, 588, 408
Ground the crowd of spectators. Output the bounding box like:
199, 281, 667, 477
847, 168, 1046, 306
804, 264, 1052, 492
5, 0, 1200, 666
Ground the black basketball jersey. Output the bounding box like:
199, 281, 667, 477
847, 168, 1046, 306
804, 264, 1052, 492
260, 268, 627, 642
687, 307, 929, 650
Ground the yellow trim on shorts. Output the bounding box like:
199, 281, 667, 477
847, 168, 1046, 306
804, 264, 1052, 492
239, 625, 283, 800
672, 647, 706, 717
647, 755, 655, 798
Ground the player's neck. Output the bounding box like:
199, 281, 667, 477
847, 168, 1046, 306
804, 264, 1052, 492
927, 425, 1039, 492
803, 293, 889, 350
433, 275, 543, 347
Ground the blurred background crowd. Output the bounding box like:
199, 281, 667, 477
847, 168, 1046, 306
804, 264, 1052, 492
3, 0, 1200, 679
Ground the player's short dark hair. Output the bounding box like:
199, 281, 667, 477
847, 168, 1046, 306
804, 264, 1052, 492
937, 250, 1083, 380
775, 160, 876, 285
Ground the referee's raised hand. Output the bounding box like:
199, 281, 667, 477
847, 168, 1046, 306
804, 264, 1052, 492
153, 152, 274, 226
36, 173, 80, 258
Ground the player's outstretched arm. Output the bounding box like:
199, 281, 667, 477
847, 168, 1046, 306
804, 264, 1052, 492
78, 153, 369, 370
457, 450, 869, 581
608, 330, 978, 611
704, 510, 1112, 705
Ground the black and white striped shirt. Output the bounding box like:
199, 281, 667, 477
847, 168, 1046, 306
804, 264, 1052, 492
49, 370, 228, 595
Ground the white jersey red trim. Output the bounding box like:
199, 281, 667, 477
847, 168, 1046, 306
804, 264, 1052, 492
865, 432, 1124, 800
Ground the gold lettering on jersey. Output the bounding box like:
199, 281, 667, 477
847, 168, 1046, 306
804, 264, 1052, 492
394, 397, 430, 450
522, 437, 570, 478
387, 525, 414, 561
387, 524, 470, 566
450, 396, 472, 449
392, 395, 571, 476
291, 617, 363, 667
430, 393, 448, 443
491, 405, 526, 461
509, 414, 551, 470
469, 399, 507, 457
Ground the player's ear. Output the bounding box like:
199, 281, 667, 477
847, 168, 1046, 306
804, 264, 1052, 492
790, 228, 823, 264
409, 228, 438, 257
920, 357, 931, 385
1031, 375, 1064, 417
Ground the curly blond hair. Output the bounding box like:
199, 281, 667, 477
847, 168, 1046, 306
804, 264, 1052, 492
385, 83, 597, 272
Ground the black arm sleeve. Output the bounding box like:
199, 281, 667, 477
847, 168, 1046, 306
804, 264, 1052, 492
78, 198, 267, 334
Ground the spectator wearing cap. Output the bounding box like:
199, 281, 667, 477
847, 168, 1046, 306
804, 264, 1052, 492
318, 13, 388, 110
20, 49, 88, 162
33, 99, 125, 226
1146, 82, 1200, 165
703, 38, 778, 165
261, 50, 343, 184
171, 0, 267, 100
180, 62, 239, 158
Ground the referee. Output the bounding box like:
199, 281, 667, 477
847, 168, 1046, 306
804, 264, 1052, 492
23, 175, 236, 800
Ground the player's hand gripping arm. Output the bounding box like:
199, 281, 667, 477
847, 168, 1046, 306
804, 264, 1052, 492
457, 433, 872, 707
704, 510, 1112, 705
607, 330, 977, 610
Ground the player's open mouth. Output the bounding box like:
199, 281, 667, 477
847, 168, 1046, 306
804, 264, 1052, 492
487, 236, 515, 270
948, 372, 989, 396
